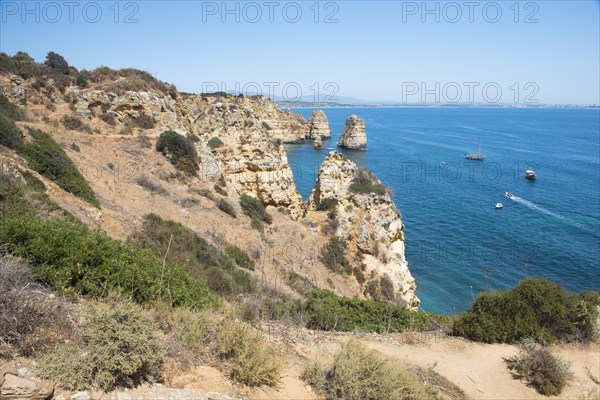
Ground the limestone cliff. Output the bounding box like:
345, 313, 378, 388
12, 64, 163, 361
182, 95, 303, 214
0, 74, 304, 215
337, 114, 367, 150
307, 151, 419, 309
307, 110, 331, 140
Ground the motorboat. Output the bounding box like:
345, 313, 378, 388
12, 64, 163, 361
525, 170, 537, 180
505, 192, 514, 199
495, 203, 504, 209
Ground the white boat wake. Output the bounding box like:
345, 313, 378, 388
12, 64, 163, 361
509, 196, 596, 233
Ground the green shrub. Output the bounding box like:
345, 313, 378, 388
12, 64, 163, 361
124, 111, 155, 129
37, 300, 163, 391
224, 244, 255, 270
100, 112, 116, 126
44, 51, 69, 74
61, 114, 89, 132
76, 72, 89, 88
348, 168, 386, 196
216, 319, 284, 387
320, 236, 351, 274
303, 289, 451, 333
0, 94, 23, 120
240, 194, 271, 231
17, 128, 100, 207
130, 214, 255, 297
1, 214, 218, 309
207, 137, 224, 149
505, 339, 572, 396
454, 279, 599, 344
217, 198, 237, 218
286, 271, 314, 295
155, 130, 199, 175
303, 340, 439, 400
0, 113, 23, 149
316, 197, 336, 211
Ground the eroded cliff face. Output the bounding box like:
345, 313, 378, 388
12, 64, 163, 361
182, 95, 303, 214
0, 74, 304, 215
337, 114, 366, 150
307, 151, 419, 310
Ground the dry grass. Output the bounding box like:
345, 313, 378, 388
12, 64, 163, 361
505, 339, 573, 396
0, 253, 73, 358
303, 339, 441, 400
215, 318, 285, 387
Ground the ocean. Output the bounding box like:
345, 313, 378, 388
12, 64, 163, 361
286, 107, 600, 314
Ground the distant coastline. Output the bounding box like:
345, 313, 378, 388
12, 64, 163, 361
278, 101, 600, 109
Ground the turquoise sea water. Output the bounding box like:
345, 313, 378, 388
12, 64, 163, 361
286, 108, 600, 314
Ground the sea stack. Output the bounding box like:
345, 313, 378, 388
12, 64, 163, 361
314, 135, 323, 149
337, 114, 366, 150
307, 110, 332, 140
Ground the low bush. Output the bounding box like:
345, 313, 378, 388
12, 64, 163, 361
348, 168, 386, 196
286, 271, 314, 295
224, 244, 255, 270
217, 198, 237, 218
320, 236, 351, 274
37, 300, 163, 391
0, 94, 23, 120
453, 279, 599, 344
100, 112, 117, 126
216, 318, 284, 387
505, 339, 572, 396
17, 128, 100, 207
364, 274, 396, 302
240, 194, 271, 231
137, 175, 167, 196
123, 111, 155, 129
1, 214, 219, 309
303, 289, 451, 333
0, 254, 72, 358
61, 114, 89, 132
207, 136, 224, 149
155, 130, 199, 175
303, 339, 439, 400
316, 197, 336, 211
0, 113, 23, 149
129, 214, 255, 297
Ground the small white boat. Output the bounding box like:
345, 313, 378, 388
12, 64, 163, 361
505, 192, 514, 199
495, 203, 504, 209
525, 170, 537, 180
441, 161, 447, 166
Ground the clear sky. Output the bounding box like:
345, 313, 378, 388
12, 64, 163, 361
1, 0, 599, 104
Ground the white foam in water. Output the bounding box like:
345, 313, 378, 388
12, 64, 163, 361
510, 196, 595, 233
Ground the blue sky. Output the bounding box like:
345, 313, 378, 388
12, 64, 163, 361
1, 0, 599, 104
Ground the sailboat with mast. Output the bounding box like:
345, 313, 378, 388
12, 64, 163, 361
465, 138, 485, 161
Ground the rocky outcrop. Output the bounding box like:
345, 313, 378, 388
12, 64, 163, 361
182, 95, 303, 215
1, 75, 305, 215
307, 110, 331, 140
307, 151, 419, 309
0, 365, 54, 400
314, 136, 323, 149
337, 114, 366, 150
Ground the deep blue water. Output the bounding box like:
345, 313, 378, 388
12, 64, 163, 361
286, 108, 600, 314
